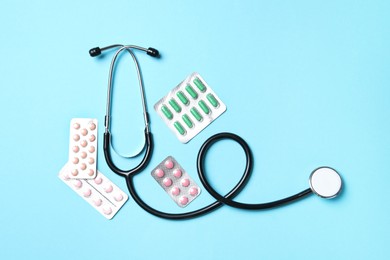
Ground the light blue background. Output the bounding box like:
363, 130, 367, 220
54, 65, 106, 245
1, 0, 389, 259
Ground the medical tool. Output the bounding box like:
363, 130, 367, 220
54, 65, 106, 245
90, 44, 343, 220
89, 44, 158, 177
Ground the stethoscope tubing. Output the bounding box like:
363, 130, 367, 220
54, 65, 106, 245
125, 132, 313, 220
94, 44, 314, 220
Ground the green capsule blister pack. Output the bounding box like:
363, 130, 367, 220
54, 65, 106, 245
154, 72, 227, 143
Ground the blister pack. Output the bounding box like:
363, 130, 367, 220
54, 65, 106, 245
68, 118, 98, 179
151, 156, 201, 207
58, 163, 128, 219
154, 72, 226, 143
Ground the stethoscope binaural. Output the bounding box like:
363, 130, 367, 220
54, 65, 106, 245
89, 44, 343, 220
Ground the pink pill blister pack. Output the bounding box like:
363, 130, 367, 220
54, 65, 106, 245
58, 163, 128, 219
68, 118, 98, 179
151, 156, 201, 207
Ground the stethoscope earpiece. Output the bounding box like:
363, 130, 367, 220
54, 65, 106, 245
309, 167, 342, 199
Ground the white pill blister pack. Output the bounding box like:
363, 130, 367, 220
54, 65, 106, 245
58, 163, 128, 219
154, 72, 227, 143
68, 118, 98, 179
151, 156, 201, 207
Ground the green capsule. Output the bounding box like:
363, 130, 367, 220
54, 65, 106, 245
198, 100, 210, 114
190, 107, 203, 122
176, 91, 189, 105
169, 98, 181, 113
193, 78, 207, 92
161, 105, 173, 120
182, 114, 193, 128
206, 93, 219, 108
174, 121, 186, 135
185, 85, 198, 99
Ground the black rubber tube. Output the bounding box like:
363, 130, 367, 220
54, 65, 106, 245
197, 132, 313, 210
125, 132, 312, 220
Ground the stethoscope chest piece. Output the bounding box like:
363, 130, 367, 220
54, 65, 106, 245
309, 167, 342, 199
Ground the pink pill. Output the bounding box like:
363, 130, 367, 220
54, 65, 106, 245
81, 128, 88, 136
73, 180, 82, 189
179, 196, 189, 205
171, 186, 180, 196
71, 169, 78, 176
114, 193, 123, 202
155, 168, 164, 178
189, 187, 199, 196
94, 176, 103, 185
104, 184, 113, 193
88, 169, 95, 176
163, 178, 173, 187
173, 169, 182, 178
83, 189, 92, 198
72, 146, 80, 153
72, 157, 79, 164
88, 157, 95, 164
80, 152, 87, 159
89, 122, 96, 130
80, 163, 87, 170
181, 178, 190, 187
73, 134, 80, 141
89, 134, 96, 142
93, 198, 102, 207
164, 160, 174, 169
88, 146, 95, 153
103, 206, 112, 215
73, 123, 80, 129
80, 140, 87, 147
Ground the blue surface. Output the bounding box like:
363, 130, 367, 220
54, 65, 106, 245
1, 0, 389, 259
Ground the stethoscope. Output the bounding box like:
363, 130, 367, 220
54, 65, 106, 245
90, 44, 343, 220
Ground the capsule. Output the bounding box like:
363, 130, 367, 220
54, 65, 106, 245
182, 114, 193, 128
206, 93, 219, 108
190, 107, 203, 122
161, 105, 173, 120
176, 91, 189, 105
174, 121, 186, 135
185, 85, 198, 99
193, 78, 207, 92
169, 98, 181, 113
198, 100, 210, 115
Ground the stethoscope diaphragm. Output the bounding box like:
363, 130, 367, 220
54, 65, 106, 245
309, 167, 342, 199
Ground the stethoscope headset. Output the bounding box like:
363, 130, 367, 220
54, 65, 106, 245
89, 44, 343, 220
